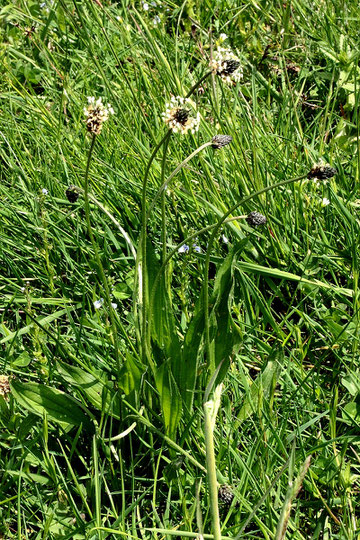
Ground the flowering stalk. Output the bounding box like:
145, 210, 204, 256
83, 135, 121, 371
161, 135, 170, 263
185, 71, 213, 98
145, 140, 214, 222
140, 129, 172, 363
39, 193, 55, 295
147, 214, 247, 338
203, 173, 308, 373
139, 76, 213, 362
204, 384, 223, 540
275, 456, 311, 540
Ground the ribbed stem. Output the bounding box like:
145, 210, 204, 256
204, 400, 222, 540
139, 70, 213, 364
83, 135, 120, 372
145, 141, 213, 222
140, 130, 172, 364
203, 173, 308, 373
161, 135, 170, 263
185, 71, 212, 98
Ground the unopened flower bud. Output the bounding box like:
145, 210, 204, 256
65, 185, 81, 203
212, 135, 232, 149
218, 485, 234, 505
246, 211, 267, 228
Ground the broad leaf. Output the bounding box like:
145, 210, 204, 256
235, 360, 281, 426
154, 362, 182, 439
11, 381, 92, 429
57, 361, 123, 418
146, 239, 181, 362
118, 353, 144, 406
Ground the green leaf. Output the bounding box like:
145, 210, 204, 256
118, 353, 144, 406
57, 362, 122, 419
236, 262, 353, 297
235, 360, 281, 426
182, 290, 205, 412
154, 362, 182, 440
342, 400, 360, 424
11, 381, 92, 429
342, 371, 360, 396
11, 351, 31, 367
146, 239, 180, 361
209, 241, 246, 376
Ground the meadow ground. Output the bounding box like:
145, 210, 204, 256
0, 0, 360, 538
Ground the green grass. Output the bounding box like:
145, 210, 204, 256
1, 0, 360, 538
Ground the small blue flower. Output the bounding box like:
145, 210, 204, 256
193, 244, 201, 253
178, 244, 189, 254
42, 188, 48, 195
94, 298, 104, 309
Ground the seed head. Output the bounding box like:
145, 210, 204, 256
162, 96, 200, 135
0, 375, 10, 400
83, 97, 114, 136
218, 485, 234, 505
246, 211, 267, 228
212, 135, 232, 149
66, 185, 81, 203
307, 163, 337, 180
210, 47, 242, 83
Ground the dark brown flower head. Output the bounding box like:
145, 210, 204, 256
246, 211, 267, 228
220, 59, 241, 76
212, 135, 232, 149
210, 48, 242, 83
174, 108, 190, 126
218, 485, 234, 505
307, 163, 337, 180
66, 185, 81, 203
162, 97, 200, 135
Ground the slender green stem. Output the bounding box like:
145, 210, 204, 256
40, 202, 55, 295
203, 383, 223, 540
275, 456, 311, 540
148, 215, 247, 331
161, 135, 170, 263
83, 134, 121, 372
203, 173, 308, 373
204, 401, 222, 540
145, 141, 213, 222
139, 70, 213, 363
140, 130, 172, 364
185, 71, 213, 98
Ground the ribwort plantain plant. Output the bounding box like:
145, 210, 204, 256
82, 98, 121, 371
